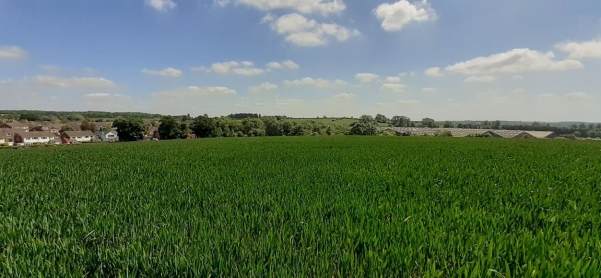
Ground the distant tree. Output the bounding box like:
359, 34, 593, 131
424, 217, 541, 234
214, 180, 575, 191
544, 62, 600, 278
158, 116, 184, 140
359, 115, 375, 124
422, 118, 436, 128
80, 120, 97, 131
375, 114, 388, 123
241, 118, 266, 136
191, 115, 216, 138
60, 125, 74, 133
181, 114, 192, 122
349, 122, 378, 136
574, 131, 582, 138
67, 114, 85, 121
492, 120, 501, 129
179, 123, 190, 139
112, 118, 147, 141
443, 121, 454, 128
391, 116, 411, 127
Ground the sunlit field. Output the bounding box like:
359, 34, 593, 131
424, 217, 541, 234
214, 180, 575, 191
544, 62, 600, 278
1, 137, 600, 276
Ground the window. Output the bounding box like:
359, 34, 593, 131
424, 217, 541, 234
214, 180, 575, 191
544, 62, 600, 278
85, 136, 89, 138
107, 135, 114, 138
33, 137, 38, 139
41, 137, 47, 139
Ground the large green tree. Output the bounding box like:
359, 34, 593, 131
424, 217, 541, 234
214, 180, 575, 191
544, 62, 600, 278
191, 115, 216, 138
158, 116, 184, 140
112, 118, 147, 141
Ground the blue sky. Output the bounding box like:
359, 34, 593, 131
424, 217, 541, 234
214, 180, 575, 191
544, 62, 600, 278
1, 0, 601, 121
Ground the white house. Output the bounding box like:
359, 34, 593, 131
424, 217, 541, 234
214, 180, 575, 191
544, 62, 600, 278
61, 130, 96, 144
94, 130, 119, 142
13, 132, 56, 145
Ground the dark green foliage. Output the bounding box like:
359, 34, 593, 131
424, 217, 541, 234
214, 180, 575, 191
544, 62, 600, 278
59, 125, 74, 132
349, 122, 378, 135
158, 116, 185, 140
434, 130, 453, 137
112, 118, 147, 141
422, 117, 436, 128
190, 115, 216, 138
1, 137, 601, 276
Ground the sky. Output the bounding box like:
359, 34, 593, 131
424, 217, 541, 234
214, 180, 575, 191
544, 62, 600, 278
1, 0, 601, 121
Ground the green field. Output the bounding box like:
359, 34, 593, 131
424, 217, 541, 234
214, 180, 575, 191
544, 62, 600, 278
1, 137, 600, 276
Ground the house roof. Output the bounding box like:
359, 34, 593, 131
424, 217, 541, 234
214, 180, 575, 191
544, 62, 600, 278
2, 122, 30, 128
63, 130, 95, 137
15, 131, 56, 138
94, 130, 118, 135
1, 128, 18, 136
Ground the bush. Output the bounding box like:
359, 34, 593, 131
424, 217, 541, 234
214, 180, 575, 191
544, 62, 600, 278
434, 130, 453, 137
467, 133, 493, 138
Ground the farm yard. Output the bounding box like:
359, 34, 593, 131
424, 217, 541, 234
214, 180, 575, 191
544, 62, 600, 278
1, 137, 600, 276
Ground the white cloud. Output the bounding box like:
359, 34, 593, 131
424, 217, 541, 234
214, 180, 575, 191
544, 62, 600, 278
386, 76, 401, 83
283, 60, 300, 69
211, 61, 240, 74
556, 39, 601, 59
425, 67, 444, 77
261, 13, 275, 23
0, 46, 27, 60
269, 13, 359, 47
32, 76, 116, 88
446, 48, 583, 75
153, 86, 237, 100
565, 92, 591, 100
464, 75, 496, 84
512, 75, 524, 80
374, 0, 436, 31
194, 61, 265, 76
399, 72, 407, 77
145, 0, 176, 12
235, 0, 345, 15
232, 67, 265, 76
249, 82, 278, 94
380, 83, 405, 92
331, 93, 357, 99
267, 60, 300, 69
284, 77, 347, 88
141, 67, 183, 77
267, 62, 283, 69
398, 99, 420, 105
421, 87, 436, 92
355, 73, 379, 83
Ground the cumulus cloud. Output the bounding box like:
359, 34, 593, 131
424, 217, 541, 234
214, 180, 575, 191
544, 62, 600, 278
421, 87, 436, 92
386, 76, 401, 83
284, 77, 347, 88
446, 48, 583, 75
556, 39, 601, 59
425, 67, 444, 77
234, 0, 345, 15
141, 67, 183, 77
152, 86, 237, 100
0, 46, 27, 59
269, 13, 359, 47
331, 93, 357, 99
145, 0, 176, 12
193, 61, 265, 76
380, 83, 405, 92
374, 0, 436, 31
565, 92, 591, 100
464, 75, 496, 84
31, 76, 116, 88
267, 60, 300, 69
355, 73, 379, 83
249, 82, 278, 94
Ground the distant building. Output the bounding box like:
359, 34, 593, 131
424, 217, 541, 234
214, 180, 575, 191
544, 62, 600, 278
61, 130, 95, 144
94, 130, 119, 142
0, 122, 30, 131
13, 132, 56, 145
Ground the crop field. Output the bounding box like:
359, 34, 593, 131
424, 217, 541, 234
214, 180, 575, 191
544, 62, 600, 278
1, 137, 600, 277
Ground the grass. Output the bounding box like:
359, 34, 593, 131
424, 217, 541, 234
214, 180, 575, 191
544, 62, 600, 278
1, 137, 600, 276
